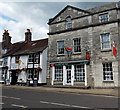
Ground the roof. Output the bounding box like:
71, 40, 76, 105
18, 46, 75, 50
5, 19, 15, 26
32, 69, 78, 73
4, 38, 48, 57
48, 5, 91, 24
48, 2, 118, 25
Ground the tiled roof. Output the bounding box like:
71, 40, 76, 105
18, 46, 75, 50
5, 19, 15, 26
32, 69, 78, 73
4, 38, 48, 57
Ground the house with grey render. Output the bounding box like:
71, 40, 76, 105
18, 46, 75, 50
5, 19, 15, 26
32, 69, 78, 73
47, 2, 120, 88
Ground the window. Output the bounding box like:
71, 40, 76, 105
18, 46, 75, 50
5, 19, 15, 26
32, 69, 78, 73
74, 64, 85, 82
73, 38, 81, 53
57, 41, 64, 55
99, 13, 109, 22
27, 69, 33, 79
65, 16, 72, 29
27, 69, 39, 80
3, 57, 7, 66
103, 62, 113, 81
0, 61, 3, 66
28, 54, 33, 63
34, 53, 39, 64
15, 56, 20, 63
101, 33, 111, 50
55, 66, 63, 81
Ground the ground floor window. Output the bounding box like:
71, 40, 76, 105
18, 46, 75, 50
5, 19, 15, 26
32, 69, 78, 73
55, 66, 63, 81
103, 62, 113, 81
27, 69, 39, 80
74, 64, 85, 82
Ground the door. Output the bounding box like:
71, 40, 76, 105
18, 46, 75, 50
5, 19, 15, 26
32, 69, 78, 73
66, 65, 72, 85
11, 71, 18, 85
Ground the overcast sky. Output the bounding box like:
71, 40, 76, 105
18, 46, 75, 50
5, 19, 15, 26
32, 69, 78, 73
0, 1, 119, 43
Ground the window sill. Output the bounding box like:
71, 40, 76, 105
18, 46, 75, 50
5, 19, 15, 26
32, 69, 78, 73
103, 80, 114, 83
73, 52, 82, 55
101, 49, 112, 52
56, 54, 65, 57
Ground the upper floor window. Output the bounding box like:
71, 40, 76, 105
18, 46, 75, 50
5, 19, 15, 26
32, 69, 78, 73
0, 61, 3, 66
100, 33, 111, 50
99, 13, 109, 23
73, 38, 81, 53
65, 16, 72, 29
34, 53, 39, 64
28, 54, 33, 63
15, 56, 20, 63
57, 41, 64, 55
103, 62, 113, 81
3, 57, 7, 66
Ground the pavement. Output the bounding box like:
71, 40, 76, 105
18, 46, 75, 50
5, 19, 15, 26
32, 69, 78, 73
0, 84, 119, 97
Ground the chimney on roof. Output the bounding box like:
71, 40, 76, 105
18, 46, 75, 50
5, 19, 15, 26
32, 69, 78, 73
25, 29, 32, 42
2, 29, 12, 49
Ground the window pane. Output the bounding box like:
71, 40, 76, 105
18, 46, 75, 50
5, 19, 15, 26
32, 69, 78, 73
101, 33, 110, 50
57, 41, 64, 54
103, 62, 113, 81
66, 17, 72, 29
55, 66, 63, 81
73, 38, 81, 53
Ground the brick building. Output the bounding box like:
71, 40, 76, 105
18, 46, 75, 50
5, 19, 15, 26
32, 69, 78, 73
48, 2, 120, 88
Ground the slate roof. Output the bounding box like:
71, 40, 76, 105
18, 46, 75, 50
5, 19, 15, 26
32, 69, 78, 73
4, 38, 48, 57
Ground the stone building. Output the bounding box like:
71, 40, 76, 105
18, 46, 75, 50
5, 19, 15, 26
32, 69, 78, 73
48, 2, 120, 88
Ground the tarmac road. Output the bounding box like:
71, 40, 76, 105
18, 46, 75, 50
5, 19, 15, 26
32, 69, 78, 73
1, 86, 119, 110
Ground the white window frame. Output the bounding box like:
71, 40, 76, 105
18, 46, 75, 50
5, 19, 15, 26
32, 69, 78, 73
54, 66, 63, 81
100, 33, 111, 50
73, 38, 81, 54
57, 40, 65, 55
74, 64, 85, 82
103, 62, 113, 81
99, 13, 109, 23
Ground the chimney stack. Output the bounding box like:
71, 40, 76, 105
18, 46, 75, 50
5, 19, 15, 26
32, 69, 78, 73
25, 29, 32, 42
2, 30, 12, 49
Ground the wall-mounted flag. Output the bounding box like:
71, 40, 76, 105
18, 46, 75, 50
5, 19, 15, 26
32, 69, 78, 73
112, 41, 117, 56
65, 46, 72, 53
86, 50, 90, 60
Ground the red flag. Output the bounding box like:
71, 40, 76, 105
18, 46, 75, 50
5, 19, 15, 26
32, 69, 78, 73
86, 52, 90, 60
112, 42, 117, 56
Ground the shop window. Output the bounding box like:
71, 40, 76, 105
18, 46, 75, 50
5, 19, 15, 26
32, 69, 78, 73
99, 13, 109, 23
57, 41, 64, 55
103, 62, 113, 81
73, 38, 81, 53
74, 64, 85, 82
65, 16, 72, 29
100, 33, 111, 50
55, 66, 63, 81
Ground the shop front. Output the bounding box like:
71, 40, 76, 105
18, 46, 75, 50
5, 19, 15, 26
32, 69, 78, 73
51, 60, 89, 86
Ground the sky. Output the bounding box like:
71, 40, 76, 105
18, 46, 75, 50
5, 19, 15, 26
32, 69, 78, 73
0, 1, 119, 43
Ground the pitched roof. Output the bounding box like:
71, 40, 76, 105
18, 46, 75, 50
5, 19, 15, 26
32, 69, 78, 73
4, 38, 48, 57
48, 5, 91, 24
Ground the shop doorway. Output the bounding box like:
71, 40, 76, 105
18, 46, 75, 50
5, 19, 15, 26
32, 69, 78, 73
66, 65, 72, 85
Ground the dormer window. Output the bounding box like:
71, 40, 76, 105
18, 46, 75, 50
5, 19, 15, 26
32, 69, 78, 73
65, 16, 72, 29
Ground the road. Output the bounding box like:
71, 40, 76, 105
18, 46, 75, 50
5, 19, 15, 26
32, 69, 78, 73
0, 86, 119, 110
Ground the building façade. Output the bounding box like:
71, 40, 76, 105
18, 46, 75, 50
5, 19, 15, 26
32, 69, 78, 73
47, 2, 120, 88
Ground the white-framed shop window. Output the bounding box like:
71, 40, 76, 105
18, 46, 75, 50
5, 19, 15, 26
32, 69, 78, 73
74, 64, 85, 82
54, 66, 63, 81
103, 62, 113, 81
